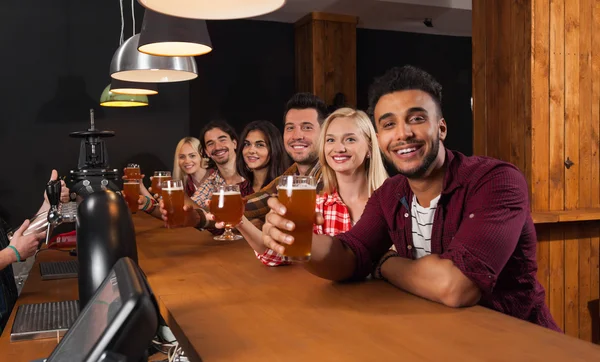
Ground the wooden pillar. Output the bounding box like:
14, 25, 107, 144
294, 12, 358, 107
473, 0, 600, 343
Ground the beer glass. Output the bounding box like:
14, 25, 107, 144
123, 179, 140, 214
210, 185, 245, 241
124, 163, 141, 179
151, 171, 172, 197
161, 180, 185, 227
277, 176, 316, 262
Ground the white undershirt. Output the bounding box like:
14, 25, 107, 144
411, 194, 440, 259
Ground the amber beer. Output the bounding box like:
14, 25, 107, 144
151, 171, 172, 196
277, 176, 316, 262
123, 179, 140, 214
210, 185, 244, 240
211, 192, 244, 227
161, 180, 185, 227
124, 163, 141, 179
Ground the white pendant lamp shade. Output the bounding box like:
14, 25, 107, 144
137, 0, 286, 20
111, 79, 158, 95
110, 34, 198, 83
138, 10, 212, 57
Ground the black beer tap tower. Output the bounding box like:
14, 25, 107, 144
64, 109, 138, 310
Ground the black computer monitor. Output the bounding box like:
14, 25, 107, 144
46, 257, 158, 362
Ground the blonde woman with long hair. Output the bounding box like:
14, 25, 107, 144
170, 137, 213, 197
216, 107, 389, 266
137, 137, 213, 217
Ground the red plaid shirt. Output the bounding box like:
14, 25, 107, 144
255, 191, 351, 266
338, 149, 560, 331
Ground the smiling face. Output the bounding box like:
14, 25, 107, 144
178, 142, 201, 175
374, 90, 446, 178
324, 117, 370, 176
283, 108, 321, 165
243, 130, 270, 170
204, 127, 237, 166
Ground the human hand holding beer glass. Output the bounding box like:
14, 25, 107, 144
210, 185, 245, 241
161, 180, 186, 227
263, 176, 317, 262
149, 171, 171, 198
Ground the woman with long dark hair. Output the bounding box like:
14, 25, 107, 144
236, 121, 290, 193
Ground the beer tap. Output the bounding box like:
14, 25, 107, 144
45, 179, 63, 245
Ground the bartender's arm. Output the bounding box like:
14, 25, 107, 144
0, 220, 45, 270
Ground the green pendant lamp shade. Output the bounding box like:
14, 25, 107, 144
100, 85, 149, 107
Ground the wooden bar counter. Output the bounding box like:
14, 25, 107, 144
2, 213, 600, 361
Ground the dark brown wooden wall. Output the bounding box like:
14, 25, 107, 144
294, 12, 358, 107
473, 0, 600, 342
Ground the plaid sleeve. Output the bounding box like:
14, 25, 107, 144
191, 178, 215, 209
313, 193, 325, 234
439, 165, 529, 295
244, 176, 279, 220
254, 248, 291, 267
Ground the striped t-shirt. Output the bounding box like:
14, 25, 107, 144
411, 194, 440, 259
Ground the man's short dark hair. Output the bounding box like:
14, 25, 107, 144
367, 65, 443, 119
283, 92, 328, 125
199, 120, 239, 157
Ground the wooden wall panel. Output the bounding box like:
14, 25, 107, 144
294, 23, 312, 94
473, 0, 600, 343
472, 0, 487, 156
294, 13, 357, 107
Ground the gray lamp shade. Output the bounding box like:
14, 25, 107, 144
137, 0, 286, 20
110, 79, 158, 95
138, 10, 212, 57
110, 34, 198, 83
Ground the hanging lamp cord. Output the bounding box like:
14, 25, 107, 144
119, 0, 124, 45
131, 0, 136, 36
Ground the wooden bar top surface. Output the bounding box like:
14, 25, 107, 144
2, 213, 600, 361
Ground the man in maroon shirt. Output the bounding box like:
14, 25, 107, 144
262, 65, 560, 331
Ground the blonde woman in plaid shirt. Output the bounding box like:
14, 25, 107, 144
215, 107, 389, 266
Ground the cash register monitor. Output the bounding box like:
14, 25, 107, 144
46, 257, 158, 362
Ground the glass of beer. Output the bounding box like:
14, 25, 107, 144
124, 163, 141, 180
122, 179, 140, 214
210, 185, 245, 241
277, 176, 316, 262
151, 171, 172, 198
161, 180, 185, 228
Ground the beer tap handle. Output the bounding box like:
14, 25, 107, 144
46, 179, 63, 246
46, 179, 61, 209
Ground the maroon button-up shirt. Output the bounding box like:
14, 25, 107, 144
338, 149, 560, 332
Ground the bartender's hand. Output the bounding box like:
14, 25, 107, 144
10, 220, 45, 260
43, 169, 70, 204
262, 197, 323, 255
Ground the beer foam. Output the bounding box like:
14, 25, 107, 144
214, 191, 241, 196
276, 185, 316, 190
162, 186, 183, 191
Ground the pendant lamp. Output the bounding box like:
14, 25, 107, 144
138, 9, 212, 57
110, 34, 198, 83
100, 85, 149, 107
137, 0, 286, 20
110, 79, 158, 95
